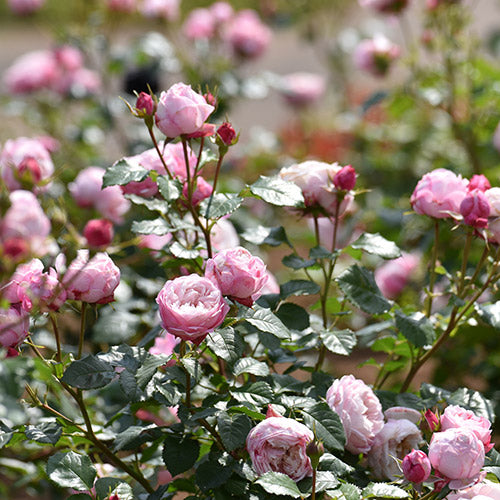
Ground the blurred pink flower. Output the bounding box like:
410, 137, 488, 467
140, 0, 179, 20
460, 191, 490, 228
7, 0, 44, 14
211, 218, 240, 251
468, 175, 491, 193
121, 148, 166, 197
210, 2, 233, 24
139, 233, 172, 251
83, 219, 114, 248
0, 306, 29, 348
280, 72, 326, 108
107, 0, 136, 12
183, 8, 216, 40
354, 35, 400, 77
359, 0, 410, 14
374, 252, 420, 299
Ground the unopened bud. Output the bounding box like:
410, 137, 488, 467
136, 92, 155, 116
83, 219, 114, 248
6, 347, 20, 358
204, 92, 217, 107
424, 409, 440, 432
402, 450, 431, 483
217, 122, 236, 146
17, 157, 42, 184
306, 440, 324, 469
333, 165, 356, 191
468, 174, 491, 193
108, 495, 120, 500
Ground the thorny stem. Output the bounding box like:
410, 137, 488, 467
77, 302, 87, 360
180, 341, 191, 408
458, 229, 473, 294
204, 149, 226, 222
311, 467, 317, 500
425, 221, 440, 318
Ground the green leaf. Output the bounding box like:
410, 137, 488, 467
301, 403, 345, 452
395, 310, 435, 347
61, 355, 115, 389
362, 483, 409, 499
232, 381, 274, 406
95, 478, 134, 500
241, 225, 292, 247
329, 483, 361, 500
315, 471, 340, 492
162, 435, 200, 476
46, 451, 97, 491
240, 305, 290, 339
0, 421, 13, 448
282, 253, 316, 269
132, 218, 171, 236
233, 358, 270, 377
201, 193, 243, 219
92, 310, 140, 344
103, 158, 149, 187
280, 280, 320, 299
476, 302, 500, 330
337, 265, 392, 315
206, 328, 245, 363
351, 233, 401, 259
25, 421, 62, 444
276, 303, 310, 331
196, 457, 234, 491
157, 175, 181, 202
217, 412, 252, 451
319, 329, 357, 356
136, 353, 172, 389
319, 453, 354, 476
248, 175, 304, 207
113, 425, 158, 451
125, 194, 169, 214
448, 388, 495, 421
169, 242, 199, 259
255, 471, 302, 498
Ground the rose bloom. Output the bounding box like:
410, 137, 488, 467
488, 217, 500, 245
140, 0, 179, 20
375, 252, 420, 299
163, 142, 198, 181
210, 1, 233, 24
261, 270, 280, 295
183, 8, 216, 39
485, 188, 500, 217
441, 406, 493, 453
326, 375, 384, 454
0, 137, 54, 191
460, 191, 490, 228
63, 250, 120, 304
149, 332, 178, 358
469, 175, 491, 193
224, 10, 272, 59
429, 428, 485, 483
139, 233, 172, 251
0, 306, 30, 348
366, 418, 423, 480
121, 149, 167, 197
8, 0, 44, 14
354, 35, 400, 77
279, 72, 326, 108
156, 83, 215, 139
280, 160, 354, 217
211, 218, 240, 251
359, 0, 410, 14
205, 246, 268, 306
402, 450, 431, 484
246, 416, 314, 481
411, 168, 469, 219
447, 481, 500, 500
107, 0, 135, 12
83, 219, 114, 248
156, 274, 229, 344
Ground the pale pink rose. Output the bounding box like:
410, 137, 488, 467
280, 72, 326, 108
365, 418, 422, 479
210, 2, 233, 24
4, 50, 59, 94
139, 233, 172, 251
429, 428, 485, 482
279, 160, 353, 217
460, 191, 490, 228
441, 406, 493, 453
326, 375, 384, 455
183, 8, 216, 40
488, 217, 500, 244
402, 450, 431, 484
485, 188, 500, 217
56, 67, 101, 96
224, 10, 272, 59
261, 270, 280, 295
83, 219, 114, 248
54, 46, 83, 71
211, 218, 240, 251
359, 0, 410, 13
7, 0, 44, 14
156, 274, 229, 344
354, 35, 400, 77
140, 0, 179, 20
63, 250, 120, 304
375, 252, 420, 299
468, 175, 491, 193
121, 148, 167, 197
149, 333, 178, 366
0, 137, 54, 191
246, 416, 314, 481
447, 481, 500, 500
411, 168, 469, 219
205, 246, 268, 306
162, 142, 197, 180
0, 306, 29, 348
0, 190, 51, 256
107, 0, 136, 12
92, 180, 130, 224
156, 83, 215, 139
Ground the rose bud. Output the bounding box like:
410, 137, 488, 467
402, 450, 431, 483
333, 165, 356, 191
460, 190, 490, 228
217, 122, 236, 146
3, 237, 29, 260
306, 440, 325, 469
6, 347, 20, 358
204, 92, 217, 107
135, 91, 155, 116
468, 175, 491, 193
17, 157, 42, 185
424, 409, 440, 432
83, 219, 114, 248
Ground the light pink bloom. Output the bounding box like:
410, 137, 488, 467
184, 176, 213, 206
261, 270, 280, 295
54, 46, 83, 71
224, 10, 271, 59
326, 375, 384, 455
0, 137, 54, 191
280, 160, 353, 217
183, 8, 216, 40
7, 0, 44, 14
488, 217, 500, 245
468, 175, 491, 193
121, 149, 166, 197
359, 0, 410, 13
384, 406, 421, 424
149, 333, 178, 366
140, 0, 179, 20
107, 0, 136, 12
280, 72, 326, 108
402, 450, 431, 484
0, 306, 29, 348
211, 218, 240, 251
366, 418, 422, 479
429, 428, 485, 482
246, 416, 313, 481
447, 481, 500, 500
156, 83, 215, 138
63, 250, 120, 304
485, 188, 500, 217
375, 252, 420, 299
156, 274, 229, 344
210, 2, 233, 24
163, 142, 198, 180
139, 233, 172, 251
205, 246, 268, 306
56, 67, 101, 96
354, 35, 400, 77
460, 191, 490, 228
441, 406, 493, 453
411, 168, 469, 219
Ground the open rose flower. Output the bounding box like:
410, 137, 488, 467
447, 481, 500, 500
156, 274, 229, 344
375, 252, 420, 299
246, 416, 314, 481
326, 375, 384, 454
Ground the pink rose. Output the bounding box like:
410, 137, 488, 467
485, 188, 500, 217
55, 67, 101, 96
447, 481, 500, 500
359, 0, 410, 13
183, 8, 216, 40
429, 428, 485, 483
211, 218, 240, 251
7, 0, 44, 14
205, 246, 268, 306
95, 181, 131, 224
156, 83, 215, 138
149, 332, 178, 357
121, 149, 166, 197
0, 306, 29, 348
140, 0, 179, 20
402, 450, 431, 484
83, 219, 114, 248
326, 375, 384, 455
139, 233, 172, 251
183, 176, 213, 206
366, 418, 422, 479
210, 2, 233, 24
441, 406, 493, 453
384, 406, 421, 424
224, 10, 272, 59
411, 168, 469, 219
156, 274, 229, 344
246, 416, 314, 481
374, 252, 420, 299
354, 35, 400, 77
488, 217, 500, 245
0, 137, 54, 191
333, 165, 357, 191
469, 175, 491, 193
163, 142, 197, 180
63, 250, 120, 304
460, 191, 490, 228
107, 0, 135, 12
261, 270, 280, 295
279, 72, 326, 108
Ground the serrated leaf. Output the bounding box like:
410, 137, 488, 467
113, 425, 158, 451
157, 176, 181, 202
132, 218, 171, 236
162, 435, 200, 476
46, 451, 97, 491
362, 483, 409, 499
351, 233, 401, 259
217, 412, 252, 451
207, 328, 244, 363
319, 453, 354, 476
315, 470, 340, 492
248, 175, 304, 207
276, 303, 310, 330
319, 329, 357, 356
125, 194, 169, 214
280, 280, 320, 299
241, 225, 292, 247
395, 310, 435, 347
329, 483, 361, 500
301, 403, 345, 452
136, 353, 172, 390
233, 358, 270, 377
95, 477, 133, 500
25, 421, 62, 444
61, 355, 115, 389
255, 471, 302, 498
196, 458, 234, 491
476, 302, 500, 330
103, 158, 149, 187
169, 242, 199, 259
232, 381, 274, 406
201, 193, 243, 219
282, 253, 316, 269
337, 265, 392, 315
240, 305, 290, 339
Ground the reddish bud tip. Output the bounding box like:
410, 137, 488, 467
468, 175, 491, 193
217, 122, 236, 146
204, 92, 217, 107
136, 92, 155, 116
424, 409, 440, 432
333, 165, 356, 191
83, 219, 114, 248
18, 157, 42, 183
